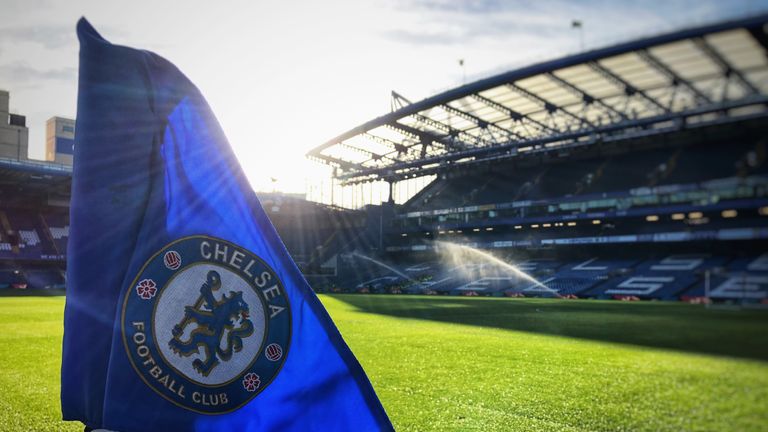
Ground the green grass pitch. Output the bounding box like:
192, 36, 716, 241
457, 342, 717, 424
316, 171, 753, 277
1, 295, 767, 431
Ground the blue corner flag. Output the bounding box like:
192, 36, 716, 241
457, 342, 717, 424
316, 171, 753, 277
61, 18, 392, 432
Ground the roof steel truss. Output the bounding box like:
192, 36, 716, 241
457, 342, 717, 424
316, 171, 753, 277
307, 14, 768, 185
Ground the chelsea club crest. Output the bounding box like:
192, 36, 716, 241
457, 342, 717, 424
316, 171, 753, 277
121, 235, 291, 414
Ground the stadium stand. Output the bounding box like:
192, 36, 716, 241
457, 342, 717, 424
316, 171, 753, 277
1, 15, 767, 305
303, 15, 768, 303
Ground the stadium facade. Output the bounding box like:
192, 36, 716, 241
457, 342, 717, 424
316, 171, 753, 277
1, 15, 767, 303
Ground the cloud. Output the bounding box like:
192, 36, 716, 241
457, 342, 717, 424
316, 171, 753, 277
384, 17, 567, 46
0, 25, 75, 49
0, 63, 76, 84
382, 0, 768, 47
383, 11, 566, 46
382, 0, 586, 46
405, 0, 511, 14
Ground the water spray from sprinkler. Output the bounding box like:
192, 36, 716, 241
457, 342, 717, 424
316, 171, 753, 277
351, 252, 413, 281
434, 241, 555, 293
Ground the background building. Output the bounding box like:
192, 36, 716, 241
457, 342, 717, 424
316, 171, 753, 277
0, 90, 30, 162
45, 116, 75, 166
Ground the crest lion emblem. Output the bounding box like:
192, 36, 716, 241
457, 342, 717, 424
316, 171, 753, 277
168, 270, 255, 376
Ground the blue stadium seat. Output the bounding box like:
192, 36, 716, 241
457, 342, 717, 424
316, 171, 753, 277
680, 254, 768, 300
587, 274, 699, 300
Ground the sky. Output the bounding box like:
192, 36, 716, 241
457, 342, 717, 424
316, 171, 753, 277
1, 0, 767, 194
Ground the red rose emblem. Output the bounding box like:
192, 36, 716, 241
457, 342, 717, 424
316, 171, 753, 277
242, 373, 261, 392
135, 279, 157, 300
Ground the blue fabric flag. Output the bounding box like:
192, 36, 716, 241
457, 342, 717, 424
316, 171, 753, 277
61, 18, 392, 432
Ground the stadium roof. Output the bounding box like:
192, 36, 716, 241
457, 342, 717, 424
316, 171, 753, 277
308, 14, 768, 185
0, 158, 72, 206
0, 157, 72, 177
